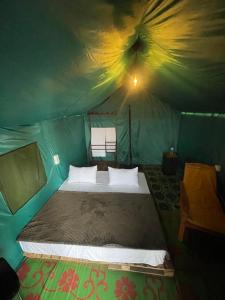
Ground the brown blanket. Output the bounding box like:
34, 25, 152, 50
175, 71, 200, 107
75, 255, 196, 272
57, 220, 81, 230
18, 191, 167, 250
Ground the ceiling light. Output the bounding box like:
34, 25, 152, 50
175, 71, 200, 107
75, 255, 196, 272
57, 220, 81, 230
133, 76, 138, 87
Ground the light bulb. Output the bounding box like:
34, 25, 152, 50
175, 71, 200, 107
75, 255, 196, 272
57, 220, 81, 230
133, 76, 138, 87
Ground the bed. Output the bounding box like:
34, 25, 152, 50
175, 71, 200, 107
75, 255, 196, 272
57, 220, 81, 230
17, 171, 174, 276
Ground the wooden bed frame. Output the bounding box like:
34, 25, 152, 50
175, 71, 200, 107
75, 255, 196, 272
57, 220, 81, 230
24, 252, 175, 277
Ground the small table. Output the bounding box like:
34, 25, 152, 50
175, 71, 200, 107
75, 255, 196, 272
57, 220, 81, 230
162, 151, 178, 175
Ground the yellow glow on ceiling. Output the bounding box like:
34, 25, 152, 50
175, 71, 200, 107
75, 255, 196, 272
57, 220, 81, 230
133, 76, 138, 87
86, 0, 225, 90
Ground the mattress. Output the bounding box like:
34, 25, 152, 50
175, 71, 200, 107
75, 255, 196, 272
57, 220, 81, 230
18, 173, 168, 267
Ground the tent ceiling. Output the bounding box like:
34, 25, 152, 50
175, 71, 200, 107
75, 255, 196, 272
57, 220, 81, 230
0, 0, 225, 125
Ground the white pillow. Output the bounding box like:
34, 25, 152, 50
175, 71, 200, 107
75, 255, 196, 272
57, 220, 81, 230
108, 167, 139, 186
68, 165, 97, 184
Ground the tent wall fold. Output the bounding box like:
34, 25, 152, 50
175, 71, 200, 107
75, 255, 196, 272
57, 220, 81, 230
0, 115, 87, 269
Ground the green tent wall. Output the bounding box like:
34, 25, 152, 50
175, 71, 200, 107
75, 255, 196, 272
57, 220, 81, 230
86, 89, 180, 164
0, 116, 87, 268
178, 113, 225, 194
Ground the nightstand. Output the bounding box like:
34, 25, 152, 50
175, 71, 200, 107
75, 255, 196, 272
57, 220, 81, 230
162, 151, 178, 175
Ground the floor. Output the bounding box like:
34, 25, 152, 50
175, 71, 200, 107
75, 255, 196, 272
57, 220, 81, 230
17, 165, 225, 300
144, 165, 225, 300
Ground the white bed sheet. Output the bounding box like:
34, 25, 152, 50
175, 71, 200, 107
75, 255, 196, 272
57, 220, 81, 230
59, 171, 150, 194
20, 171, 168, 267
20, 242, 167, 267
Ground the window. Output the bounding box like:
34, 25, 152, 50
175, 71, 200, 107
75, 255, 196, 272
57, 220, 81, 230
91, 127, 116, 157
0, 143, 47, 214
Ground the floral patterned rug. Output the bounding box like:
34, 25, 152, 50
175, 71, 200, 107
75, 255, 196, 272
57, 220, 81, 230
17, 258, 179, 300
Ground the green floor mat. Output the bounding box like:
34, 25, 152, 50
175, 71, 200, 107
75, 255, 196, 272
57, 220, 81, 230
18, 258, 179, 300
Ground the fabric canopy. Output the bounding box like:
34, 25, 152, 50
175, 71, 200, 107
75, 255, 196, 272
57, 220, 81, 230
0, 0, 225, 126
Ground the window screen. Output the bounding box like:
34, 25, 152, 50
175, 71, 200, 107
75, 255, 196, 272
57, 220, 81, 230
0, 142, 47, 214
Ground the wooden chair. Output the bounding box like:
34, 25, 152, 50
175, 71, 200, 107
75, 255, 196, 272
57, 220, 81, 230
178, 163, 225, 241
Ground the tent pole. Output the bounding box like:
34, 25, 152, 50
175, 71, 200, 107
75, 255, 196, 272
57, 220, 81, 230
128, 104, 132, 166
